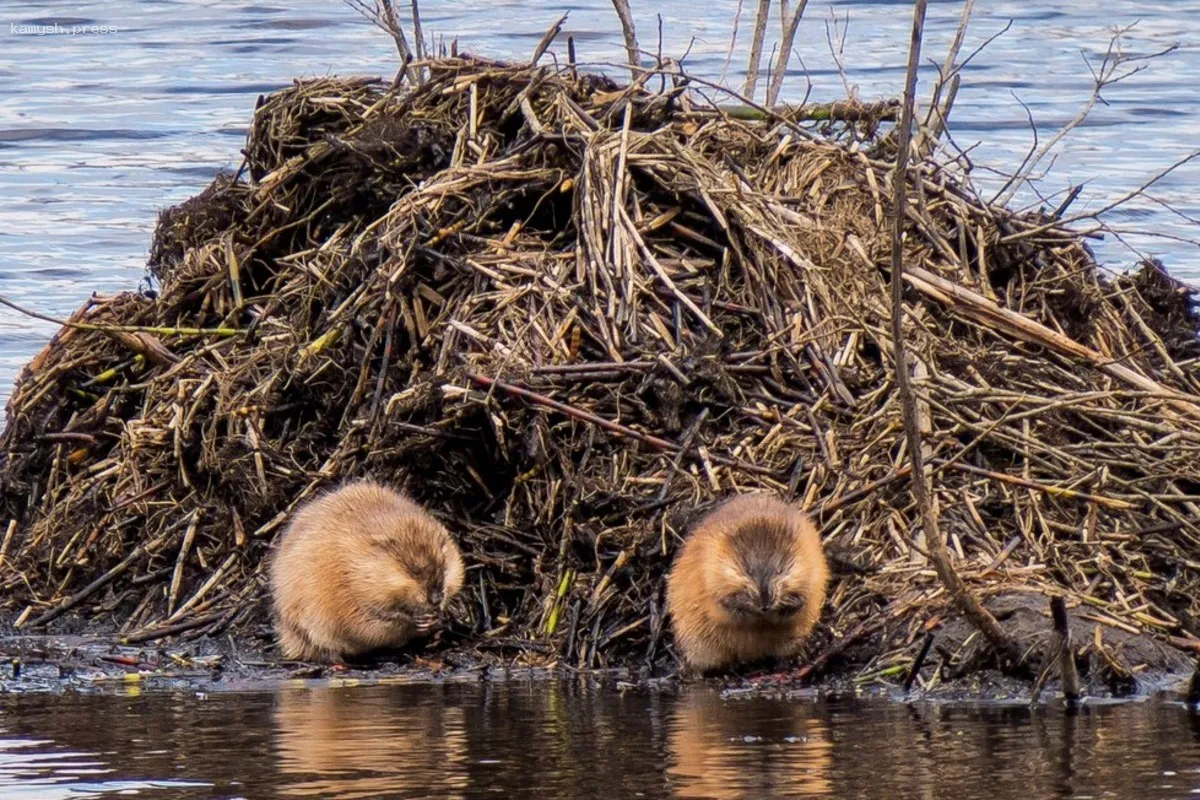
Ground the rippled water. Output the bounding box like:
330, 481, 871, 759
0, 684, 1198, 799
2, 4, 1200, 796
1, 1, 1199, 402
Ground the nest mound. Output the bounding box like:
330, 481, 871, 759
3, 58, 1199, 674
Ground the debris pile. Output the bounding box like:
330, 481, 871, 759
3, 57, 1198, 678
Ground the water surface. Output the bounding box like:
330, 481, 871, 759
1, 683, 1198, 799
2, 1, 1199, 402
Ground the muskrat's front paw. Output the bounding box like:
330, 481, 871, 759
414, 614, 439, 634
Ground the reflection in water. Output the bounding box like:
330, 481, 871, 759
668, 691, 831, 798
274, 686, 469, 799
1, 685, 1200, 798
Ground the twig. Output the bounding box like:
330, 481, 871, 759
471, 373, 677, 449
344, 0, 420, 84
1051, 184, 1085, 220
824, 9, 855, 100
1052, 596, 1082, 704
409, 0, 426, 65
766, 0, 810, 106
887, 0, 1020, 668
708, 99, 898, 122
655, 408, 710, 502
742, 0, 772, 101
167, 511, 201, 616
933, 460, 1134, 510
816, 466, 912, 516
0, 294, 237, 338
904, 629, 936, 692
165, 552, 237, 624
994, 27, 1180, 207
620, 205, 722, 336
1002, 150, 1200, 243
468, 374, 775, 475
905, 264, 1200, 419
609, 0, 642, 79
720, 0, 746, 87
795, 617, 886, 681
121, 611, 226, 645
23, 537, 165, 628
0, 521, 17, 571
920, 0, 974, 151
532, 12, 569, 66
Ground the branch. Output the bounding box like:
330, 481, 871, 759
994, 26, 1180, 206
720, 0, 747, 88
767, 0, 810, 106
824, 9, 856, 101
609, 0, 642, 79
344, 0, 420, 84
531, 12, 569, 66
0, 293, 236, 339
888, 0, 1022, 668
1001, 149, 1200, 243
919, 0, 974, 152
742, 0, 772, 101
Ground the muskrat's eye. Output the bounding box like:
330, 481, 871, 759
775, 593, 805, 615
720, 591, 757, 615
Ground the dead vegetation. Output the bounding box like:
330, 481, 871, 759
1, 51, 1199, 680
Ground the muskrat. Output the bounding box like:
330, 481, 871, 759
269, 480, 465, 662
665, 494, 829, 672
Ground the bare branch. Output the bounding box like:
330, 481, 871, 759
1001, 149, 1200, 243
344, 0, 420, 84
918, 0, 973, 153
994, 26, 1180, 206
410, 0, 426, 62
888, 0, 1021, 668
610, 0, 642, 79
767, 0, 810, 106
531, 12, 569, 66
824, 9, 856, 101
742, 0, 773, 101
924, 0, 974, 127
720, 0, 747, 88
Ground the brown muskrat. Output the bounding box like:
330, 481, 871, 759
665, 494, 829, 672
269, 480, 465, 662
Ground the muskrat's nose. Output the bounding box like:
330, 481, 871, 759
428, 589, 444, 606
757, 583, 772, 611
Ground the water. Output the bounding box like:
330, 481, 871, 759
0, 683, 1197, 799
2, 4, 1200, 795
1, 1, 1199, 403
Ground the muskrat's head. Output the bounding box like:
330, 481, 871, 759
711, 516, 819, 626
360, 516, 465, 628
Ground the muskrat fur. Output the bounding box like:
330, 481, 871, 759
269, 480, 465, 662
665, 494, 829, 672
